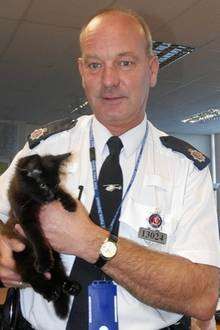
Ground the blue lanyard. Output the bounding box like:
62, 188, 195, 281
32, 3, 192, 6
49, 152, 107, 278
89, 119, 148, 231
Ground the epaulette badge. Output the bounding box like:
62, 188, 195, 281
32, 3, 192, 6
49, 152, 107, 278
28, 117, 77, 149
160, 135, 210, 170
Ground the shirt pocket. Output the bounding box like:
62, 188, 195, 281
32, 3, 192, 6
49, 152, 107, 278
119, 175, 180, 252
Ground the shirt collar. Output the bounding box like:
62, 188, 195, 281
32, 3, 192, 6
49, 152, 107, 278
92, 116, 112, 157
92, 114, 147, 158
120, 116, 147, 157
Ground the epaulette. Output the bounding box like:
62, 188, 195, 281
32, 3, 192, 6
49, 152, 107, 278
28, 117, 77, 149
160, 135, 210, 170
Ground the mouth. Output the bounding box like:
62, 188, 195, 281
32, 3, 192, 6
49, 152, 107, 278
101, 96, 126, 104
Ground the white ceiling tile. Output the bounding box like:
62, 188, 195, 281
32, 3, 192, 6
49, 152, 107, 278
201, 36, 220, 52
158, 48, 220, 85
0, 0, 30, 19
153, 0, 220, 46
26, 0, 113, 27
0, 18, 18, 54
3, 21, 79, 65
150, 81, 218, 110
150, 79, 182, 98
116, 0, 200, 30
0, 62, 48, 91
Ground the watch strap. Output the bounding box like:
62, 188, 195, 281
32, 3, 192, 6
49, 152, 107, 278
94, 233, 118, 268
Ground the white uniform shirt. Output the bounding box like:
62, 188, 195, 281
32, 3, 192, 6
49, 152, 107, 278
0, 115, 219, 330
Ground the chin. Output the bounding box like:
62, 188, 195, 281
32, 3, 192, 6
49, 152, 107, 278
100, 112, 128, 125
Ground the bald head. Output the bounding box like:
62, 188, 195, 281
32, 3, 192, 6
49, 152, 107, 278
79, 8, 153, 57
77, 7, 159, 135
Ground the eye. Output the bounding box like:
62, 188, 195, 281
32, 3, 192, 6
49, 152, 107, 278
39, 183, 47, 190
87, 62, 102, 70
118, 60, 135, 69
27, 169, 42, 178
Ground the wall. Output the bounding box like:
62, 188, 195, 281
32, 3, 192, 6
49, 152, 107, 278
216, 134, 220, 217
171, 132, 220, 221
0, 121, 38, 166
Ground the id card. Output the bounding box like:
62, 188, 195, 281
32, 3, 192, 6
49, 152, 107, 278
88, 280, 118, 330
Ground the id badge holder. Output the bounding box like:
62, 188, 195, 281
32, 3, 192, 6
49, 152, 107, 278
88, 280, 118, 330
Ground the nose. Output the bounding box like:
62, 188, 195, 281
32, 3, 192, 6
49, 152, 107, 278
102, 65, 120, 89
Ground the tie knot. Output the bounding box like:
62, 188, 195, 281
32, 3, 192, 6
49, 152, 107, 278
107, 136, 123, 156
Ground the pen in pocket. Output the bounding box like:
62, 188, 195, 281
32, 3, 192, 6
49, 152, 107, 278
78, 185, 84, 201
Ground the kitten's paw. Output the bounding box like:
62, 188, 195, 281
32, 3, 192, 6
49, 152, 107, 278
62, 280, 81, 296
43, 289, 60, 302
57, 191, 77, 212
61, 199, 76, 212
50, 288, 62, 302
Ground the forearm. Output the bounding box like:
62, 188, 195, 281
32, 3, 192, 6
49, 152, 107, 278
38, 201, 219, 320
100, 236, 219, 320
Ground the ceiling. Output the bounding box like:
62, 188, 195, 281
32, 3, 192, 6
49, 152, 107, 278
0, 0, 220, 135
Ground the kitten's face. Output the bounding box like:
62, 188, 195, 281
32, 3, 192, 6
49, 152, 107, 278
16, 153, 71, 203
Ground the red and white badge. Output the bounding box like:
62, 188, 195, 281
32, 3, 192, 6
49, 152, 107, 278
148, 213, 162, 228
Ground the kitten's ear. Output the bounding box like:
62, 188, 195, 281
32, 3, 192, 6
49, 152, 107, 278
17, 154, 41, 172
53, 153, 71, 164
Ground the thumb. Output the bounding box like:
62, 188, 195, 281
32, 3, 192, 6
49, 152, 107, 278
9, 237, 25, 252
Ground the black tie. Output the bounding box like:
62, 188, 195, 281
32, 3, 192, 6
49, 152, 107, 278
66, 136, 123, 330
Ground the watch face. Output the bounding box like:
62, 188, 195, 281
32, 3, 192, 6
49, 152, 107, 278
100, 241, 117, 260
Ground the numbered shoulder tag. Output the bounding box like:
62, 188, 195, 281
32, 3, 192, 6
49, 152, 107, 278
88, 280, 118, 330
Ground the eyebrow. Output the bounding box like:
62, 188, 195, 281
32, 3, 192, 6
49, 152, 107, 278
81, 55, 100, 62
117, 52, 138, 58
82, 52, 138, 62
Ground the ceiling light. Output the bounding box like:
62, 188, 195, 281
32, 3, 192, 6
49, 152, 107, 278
182, 108, 220, 123
70, 100, 88, 113
153, 41, 195, 68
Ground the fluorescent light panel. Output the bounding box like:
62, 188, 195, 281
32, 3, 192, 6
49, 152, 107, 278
182, 109, 220, 123
153, 41, 195, 68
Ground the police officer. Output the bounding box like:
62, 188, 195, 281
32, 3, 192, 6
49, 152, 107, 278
0, 8, 219, 330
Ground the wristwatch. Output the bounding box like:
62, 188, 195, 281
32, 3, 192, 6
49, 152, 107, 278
94, 233, 118, 268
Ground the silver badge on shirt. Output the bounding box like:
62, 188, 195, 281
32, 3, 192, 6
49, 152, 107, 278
138, 227, 167, 245
103, 184, 122, 192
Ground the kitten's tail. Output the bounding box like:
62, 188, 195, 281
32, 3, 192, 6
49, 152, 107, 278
53, 279, 81, 318
54, 292, 70, 319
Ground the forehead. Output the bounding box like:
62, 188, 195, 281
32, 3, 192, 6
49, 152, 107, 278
80, 13, 147, 58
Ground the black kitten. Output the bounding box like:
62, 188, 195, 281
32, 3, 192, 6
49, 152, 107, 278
1, 153, 81, 319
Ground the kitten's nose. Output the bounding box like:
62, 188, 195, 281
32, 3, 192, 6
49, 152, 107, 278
46, 191, 55, 201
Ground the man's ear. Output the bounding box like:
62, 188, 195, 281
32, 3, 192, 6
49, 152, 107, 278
149, 55, 159, 88
78, 57, 85, 89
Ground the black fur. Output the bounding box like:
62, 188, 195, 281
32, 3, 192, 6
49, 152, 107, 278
1, 153, 81, 319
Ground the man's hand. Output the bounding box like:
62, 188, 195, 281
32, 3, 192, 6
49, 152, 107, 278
0, 233, 24, 287
38, 199, 106, 263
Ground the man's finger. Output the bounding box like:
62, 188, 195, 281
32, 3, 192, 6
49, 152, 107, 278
9, 237, 25, 252
14, 224, 26, 238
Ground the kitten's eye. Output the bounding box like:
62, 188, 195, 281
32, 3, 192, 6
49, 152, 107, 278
27, 169, 42, 178
39, 183, 47, 190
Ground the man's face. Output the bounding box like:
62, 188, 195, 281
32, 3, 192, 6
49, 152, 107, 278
78, 13, 159, 133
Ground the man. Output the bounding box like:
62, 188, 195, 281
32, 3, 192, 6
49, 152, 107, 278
0, 8, 219, 330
